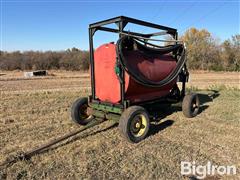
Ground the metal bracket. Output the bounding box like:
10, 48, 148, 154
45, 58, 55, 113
90, 28, 97, 36
115, 21, 128, 31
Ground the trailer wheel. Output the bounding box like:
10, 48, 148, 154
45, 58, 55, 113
71, 97, 92, 125
182, 93, 200, 118
119, 106, 150, 143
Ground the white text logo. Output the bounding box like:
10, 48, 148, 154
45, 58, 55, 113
181, 161, 237, 179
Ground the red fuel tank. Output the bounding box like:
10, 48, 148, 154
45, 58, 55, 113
94, 42, 177, 104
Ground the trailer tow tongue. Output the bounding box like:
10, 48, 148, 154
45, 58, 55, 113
0, 118, 105, 168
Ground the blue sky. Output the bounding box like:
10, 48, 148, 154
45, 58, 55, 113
1, 0, 239, 51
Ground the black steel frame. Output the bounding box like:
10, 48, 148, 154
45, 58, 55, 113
88, 16, 186, 111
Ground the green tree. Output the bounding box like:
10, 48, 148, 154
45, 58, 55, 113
221, 35, 240, 71
181, 28, 222, 70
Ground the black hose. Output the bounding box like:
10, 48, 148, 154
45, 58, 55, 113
116, 36, 186, 88
134, 37, 181, 50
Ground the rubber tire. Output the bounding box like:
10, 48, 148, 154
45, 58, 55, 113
119, 106, 150, 143
71, 97, 92, 125
182, 93, 200, 118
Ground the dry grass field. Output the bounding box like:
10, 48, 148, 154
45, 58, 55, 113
0, 70, 239, 179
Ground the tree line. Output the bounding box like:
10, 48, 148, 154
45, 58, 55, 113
0, 47, 90, 71
0, 28, 239, 71
181, 28, 239, 71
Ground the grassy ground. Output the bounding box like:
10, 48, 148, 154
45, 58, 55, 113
0, 71, 239, 179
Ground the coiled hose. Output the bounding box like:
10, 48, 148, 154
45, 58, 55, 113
116, 36, 186, 88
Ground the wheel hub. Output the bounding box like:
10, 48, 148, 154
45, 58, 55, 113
130, 114, 147, 137
135, 122, 141, 128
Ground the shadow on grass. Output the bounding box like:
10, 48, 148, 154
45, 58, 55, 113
198, 90, 220, 104
198, 90, 220, 113
146, 90, 220, 136
148, 120, 174, 136
154, 90, 220, 119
